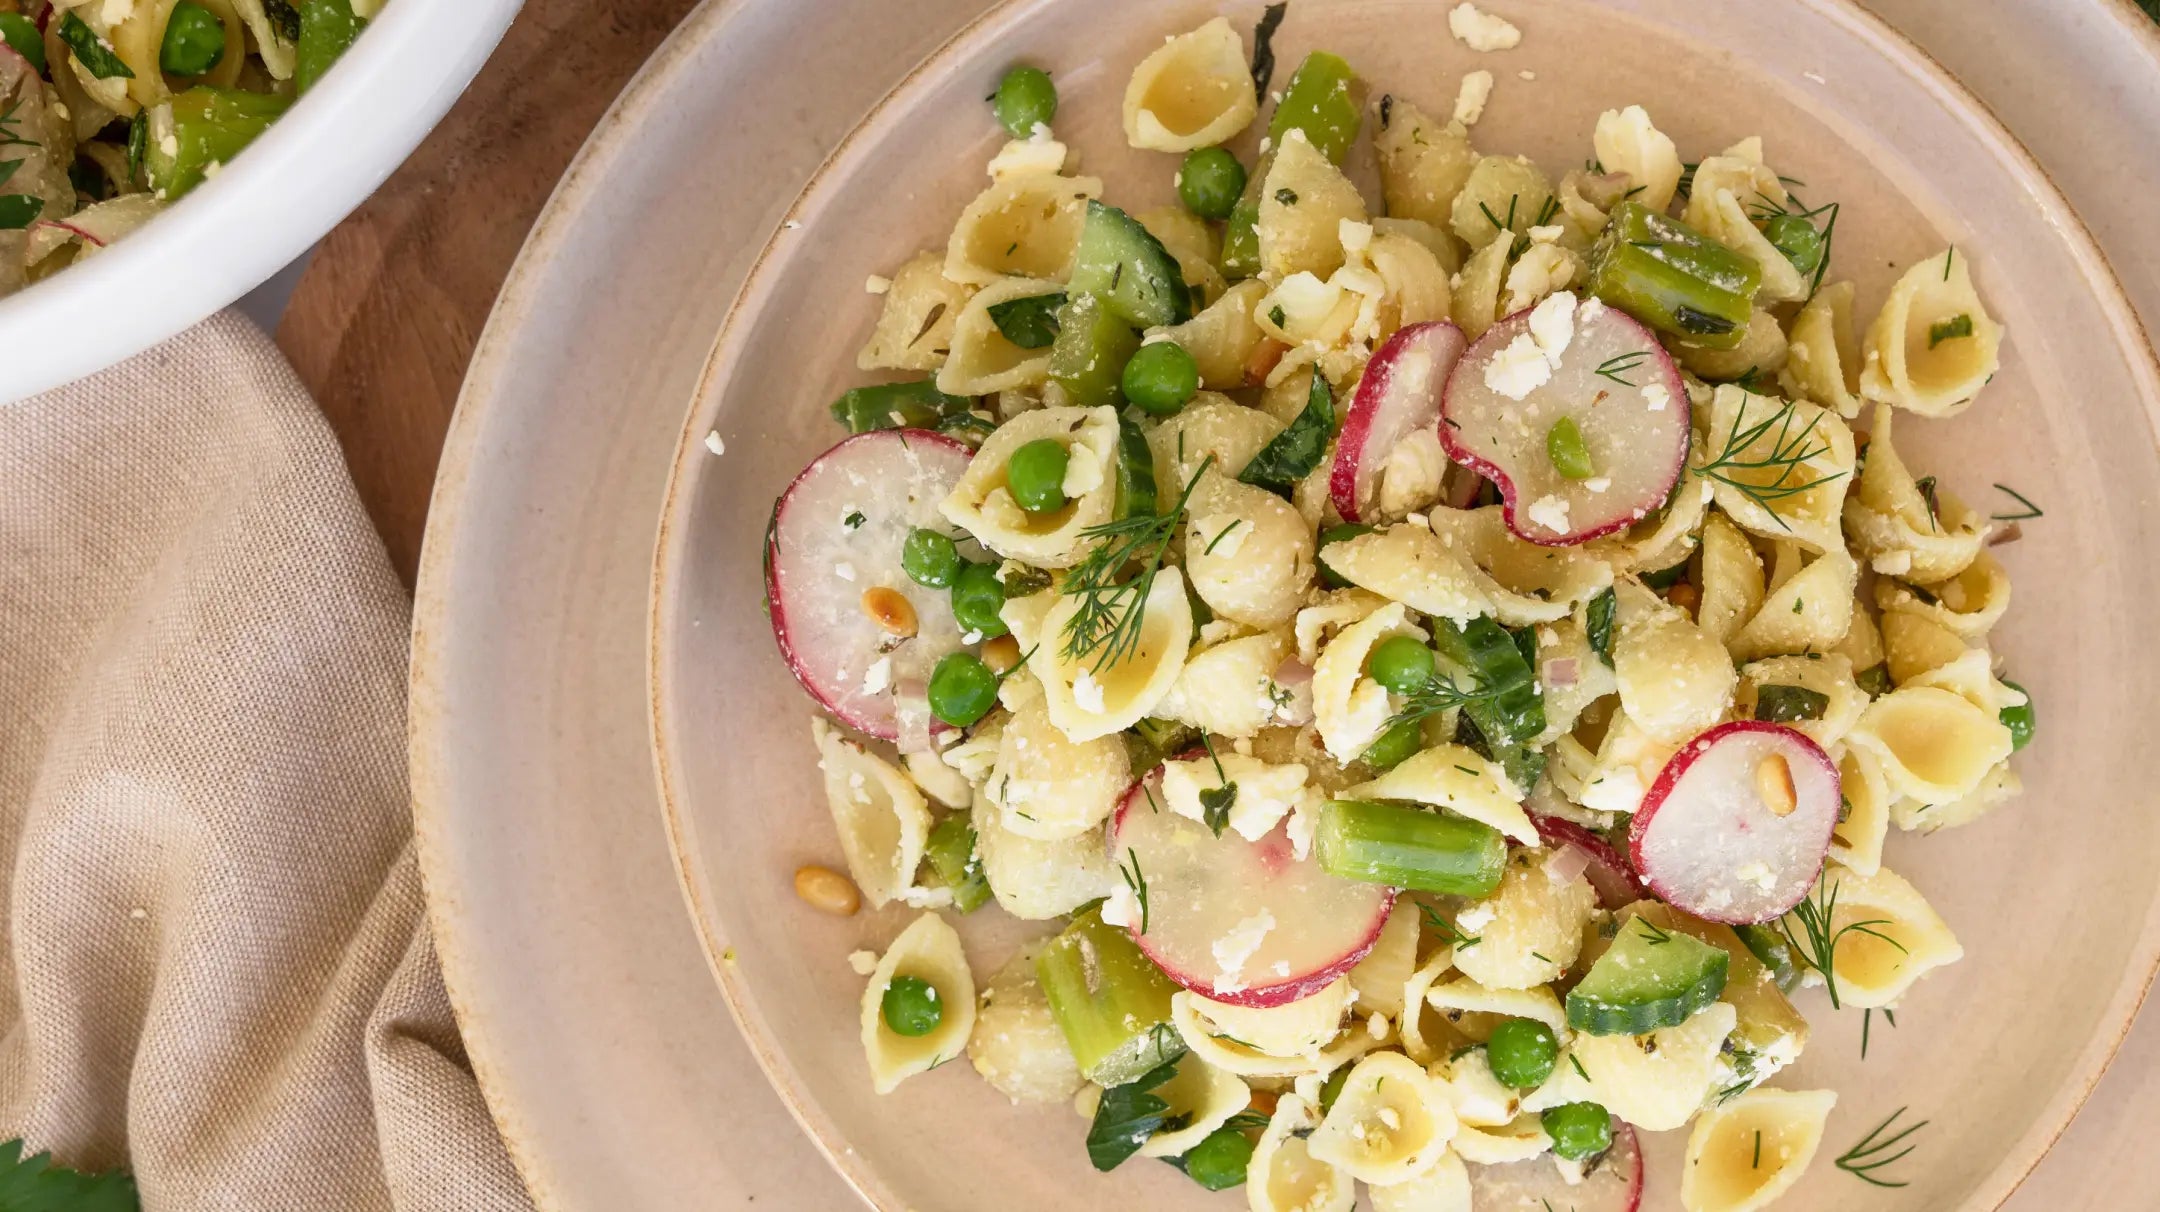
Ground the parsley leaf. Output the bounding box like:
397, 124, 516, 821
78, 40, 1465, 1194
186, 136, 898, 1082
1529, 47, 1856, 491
1086, 1056, 1188, 1171
0, 1140, 140, 1212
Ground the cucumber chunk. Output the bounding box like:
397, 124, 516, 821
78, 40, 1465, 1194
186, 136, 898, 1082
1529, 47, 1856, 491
1068, 201, 1193, 328
1048, 293, 1143, 407
1566, 914, 1730, 1036
1112, 416, 1159, 521
1431, 616, 1545, 789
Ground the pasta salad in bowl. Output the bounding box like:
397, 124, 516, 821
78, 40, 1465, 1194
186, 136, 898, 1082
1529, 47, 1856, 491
656, 4, 2134, 1210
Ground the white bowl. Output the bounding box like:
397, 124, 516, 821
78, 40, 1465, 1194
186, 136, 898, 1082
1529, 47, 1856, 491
0, 0, 523, 402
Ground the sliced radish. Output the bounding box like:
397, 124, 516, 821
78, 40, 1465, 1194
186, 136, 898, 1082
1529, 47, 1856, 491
1111, 768, 1393, 1008
1440, 293, 1689, 547
1468, 1122, 1643, 1211
1530, 814, 1645, 910
766, 429, 975, 740
1330, 320, 1467, 523
1628, 722, 1840, 925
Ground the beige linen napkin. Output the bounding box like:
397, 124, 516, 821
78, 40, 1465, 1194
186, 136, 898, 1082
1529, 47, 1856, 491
0, 312, 532, 1211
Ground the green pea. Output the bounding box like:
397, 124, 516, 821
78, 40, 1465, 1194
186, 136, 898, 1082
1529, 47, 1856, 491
927, 651, 999, 728
1121, 341, 1200, 415
1006, 438, 1071, 513
1177, 147, 1247, 220
0, 12, 46, 72
1360, 718, 1422, 771
991, 65, 1057, 138
1316, 523, 1374, 589
1485, 1018, 1559, 1089
159, 0, 228, 76
1764, 213, 1825, 277
1367, 634, 1435, 696
949, 562, 1010, 639
901, 527, 962, 588
1541, 1101, 1613, 1161
2000, 678, 2035, 751
1178, 1126, 1253, 1191
1546, 416, 1595, 482
879, 975, 944, 1037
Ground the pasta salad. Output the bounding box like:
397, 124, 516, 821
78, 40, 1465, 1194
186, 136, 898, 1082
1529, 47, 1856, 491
0, 0, 375, 296
758, 9, 2030, 1210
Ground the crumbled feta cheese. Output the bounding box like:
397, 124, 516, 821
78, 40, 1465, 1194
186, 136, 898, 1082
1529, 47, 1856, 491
864, 275, 892, 294
1642, 382, 1672, 412
1585, 477, 1612, 493
1159, 755, 1309, 841
1483, 332, 1553, 400
1100, 883, 1143, 930
833, 562, 857, 582
1526, 495, 1572, 535
1452, 70, 1495, 125
160, 134, 179, 159
1212, 910, 1277, 994
1378, 1106, 1402, 1130
1449, 2, 1522, 51
1527, 224, 1565, 246
960, 629, 984, 646
1871, 551, 1914, 576
704, 431, 726, 456
1367, 1013, 1390, 1040
988, 135, 1070, 180
1457, 903, 1499, 933
899, 885, 955, 909
1578, 296, 1606, 323
1518, 69, 1538, 81
848, 950, 880, 976
1286, 791, 1322, 860
1062, 440, 1105, 498
860, 656, 892, 696
1071, 668, 1107, 714
1528, 290, 1578, 366
1263, 271, 1344, 336
1339, 218, 1374, 254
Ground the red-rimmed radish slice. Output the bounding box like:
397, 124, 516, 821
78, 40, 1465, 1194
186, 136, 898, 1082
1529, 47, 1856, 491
766, 429, 975, 740
1441, 293, 1688, 547
1330, 320, 1467, 523
1629, 722, 1840, 925
1468, 1122, 1643, 1211
1530, 813, 1646, 910
1111, 768, 1393, 1008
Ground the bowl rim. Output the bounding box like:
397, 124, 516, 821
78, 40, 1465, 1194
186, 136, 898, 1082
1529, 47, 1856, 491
652, 1, 2160, 1208
0, 0, 523, 403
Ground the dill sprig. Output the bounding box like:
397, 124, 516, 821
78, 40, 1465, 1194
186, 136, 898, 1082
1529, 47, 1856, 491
1698, 395, 1848, 530
1382, 669, 1505, 734
1594, 351, 1650, 387
1860, 1007, 1897, 1059
1059, 457, 1213, 670
1634, 917, 1674, 945
1418, 903, 1482, 950
1836, 1107, 1928, 1188
1118, 850, 1151, 934
1990, 483, 2043, 521
1779, 879, 1907, 1010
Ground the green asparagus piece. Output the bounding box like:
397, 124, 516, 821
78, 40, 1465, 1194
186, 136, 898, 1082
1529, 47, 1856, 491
1037, 907, 1183, 1087
828, 380, 974, 433
1048, 293, 1142, 408
1316, 799, 1507, 896
1586, 201, 1761, 348
144, 88, 294, 200
924, 815, 991, 913
295, 0, 364, 94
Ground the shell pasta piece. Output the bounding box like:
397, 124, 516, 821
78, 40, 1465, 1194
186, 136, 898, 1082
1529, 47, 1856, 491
1704, 386, 1856, 555
1424, 506, 1615, 627
1736, 654, 1867, 750
1369, 1152, 1473, 1212
1842, 406, 1987, 582
1184, 476, 1319, 627
1445, 855, 1598, 991
1786, 864, 1963, 1007
1613, 583, 1737, 744
859, 912, 977, 1093
984, 696, 1131, 840
1310, 601, 1427, 761
1780, 281, 1866, 418
1846, 684, 2013, 805
1573, 1001, 1737, 1131
1122, 17, 1260, 152
857, 251, 971, 371
1681, 1087, 1838, 1212
1308, 1052, 1457, 1185
1318, 524, 1498, 625
944, 171, 1103, 286
936, 277, 1061, 394
942, 406, 1123, 566
1828, 744, 1892, 875
1002, 571, 1193, 741
967, 942, 1084, 1105
1592, 105, 1684, 212
1137, 1054, 1253, 1157
1258, 129, 1369, 281
1348, 902, 1422, 1021
1248, 1094, 1357, 1212
1187, 978, 1354, 1058
1341, 744, 1534, 843
969, 794, 1118, 920
1860, 248, 2004, 417
811, 717, 930, 908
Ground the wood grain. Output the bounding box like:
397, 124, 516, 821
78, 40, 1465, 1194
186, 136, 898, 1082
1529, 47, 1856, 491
275, 0, 700, 584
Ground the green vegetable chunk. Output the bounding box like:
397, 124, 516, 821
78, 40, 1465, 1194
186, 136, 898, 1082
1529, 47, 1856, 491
1176, 147, 1246, 220
2000, 678, 2035, 751
1176, 1125, 1253, 1191
1856, 664, 1894, 696
1085, 1054, 1184, 1172
1121, 341, 1199, 415
1007, 438, 1072, 513
1316, 523, 1373, 589
1069, 201, 1192, 328
924, 814, 991, 913
1036, 907, 1183, 1087
949, 562, 1009, 639
1367, 634, 1435, 695
1315, 799, 1506, 897
1585, 587, 1617, 667
1753, 684, 1830, 723
828, 380, 973, 433
1639, 559, 1691, 590
1431, 616, 1546, 790
927, 652, 998, 728
1546, 416, 1595, 481
991, 64, 1057, 138
0, 12, 47, 72
901, 528, 962, 589
1238, 368, 1334, 491
295, 0, 363, 95
59, 12, 133, 79
1112, 416, 1159, 520
1486, 1018, 1559, 1089
1223, 50, 1366, 276
986, 290, 1066, 349
1763, 212, 1825, 276
1541, 1102, 1614, 1161
143, 87, 297, 199
1318, 1063, 1351, 1112
879, 975, 943, 1037
1927, 313, 1973, 349
1586, 201, 1761, 349
1048, 292, 1143, 407
1359, 718, 1422, 772
160, 0, 228, 77
1732, 922, 1801, 994
1566, 916, 1730, 1036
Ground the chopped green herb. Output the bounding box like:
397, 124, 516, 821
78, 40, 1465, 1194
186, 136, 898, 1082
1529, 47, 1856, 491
58, 13, 134, 79
1835, 1107, 1927, 1188
1085, 1056, 1189, 1171
1927, 313, 1973, 348
1990, 483, 2043, 521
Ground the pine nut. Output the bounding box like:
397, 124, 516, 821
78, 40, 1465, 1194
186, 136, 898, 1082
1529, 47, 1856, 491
1757, 753, 1797, 817
794, 864, 861, 916
1666, 582, 1701, 615
860, 586, 918, 638
1244, 338, 1287, 386
981, 634, 1023, 673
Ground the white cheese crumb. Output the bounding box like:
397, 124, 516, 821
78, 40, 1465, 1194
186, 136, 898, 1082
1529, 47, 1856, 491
1071, 668, 1107, 714
1062, 441, 1105, 498
848, 950, 880, 976
1518, 69, 1537, 81
1449, 2, 1523, 51
1367, 1013, 1389, 1040
1483, 332, 1553, 400
1804, 70, 1827, 84
1527, 224, 1565, 245
1585, 476, 1612, 493
1642, 382, 1672, 412
1286, 793, 1321, 860
1378, 1106, 1403, 1130
960, 629, 985, 646
1100, 883, 1143, 930
160, 134, 179, 159
1526, 494, 1572, 535
898, 885, 955, 909
1452, 70, 1495, 126
1871, 551, 1915, 576
1212, 910, 1277, 994
833, 562, 857, 582
1578, 296, 1606, 323
1527, 290, 1578, 366
704, 431, 725, 456
861, 656, 892, 696
1457, 903, 1499, 932
864, 275, 892, 294
1339, 218, 1375, 254
988, 135, 1070, 180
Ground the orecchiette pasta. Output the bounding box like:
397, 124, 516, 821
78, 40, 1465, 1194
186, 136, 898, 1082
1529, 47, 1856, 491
1347, 902, 1422, 1021
859, 912, 977, 1093
811, 717, 930, 909
1447, 852, 1598, 990
1122, 17, 1260, 152
1705, 385, 1856, 555
1592, 104, 1684, 212
1728, 549, 1858, 664
1846, 683, 2013, 806
1173, 990, 1383, 1078
1307, 1051, 1457, 1185
1735, 654, 1867, 751
1449, 155, 1553, 252
1426, 505, 1615, 626
1614, 583, 1737, 743
1860, 248, 2004, 417
1426, 975, 1569, 1040
1573, 1001, 1738, 1131
968, 942, 1085, 1104
1374, 97, 1478, 231
1154, 628, 1308, 737
1680, 1088, 1838, 1212
1318, 524, 1498, 624
1188, 978, 1352, 1058
943, 406, 1122, 566
1185, 475, 1319, 627
1368, 1152, 1473, 1212
969, 793, 1119, 920
1136, 1053, 1254, 1157
944, 170, 1102, 286
1780, 281, 1866, 418
1828, 743, 1892, 875
1343, 745, 1535, 844
857, 251, 971, 371
1247, 1094, 1356, 1212
985, 695, 1131, 840
1005, 570, 1193, 740
1158, 280, 1269, 389
1311, 601, 1427, 761
1842, 406, 1988, 582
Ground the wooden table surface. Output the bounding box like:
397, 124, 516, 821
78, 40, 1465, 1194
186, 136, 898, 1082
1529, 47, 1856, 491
274, 0, 701, 585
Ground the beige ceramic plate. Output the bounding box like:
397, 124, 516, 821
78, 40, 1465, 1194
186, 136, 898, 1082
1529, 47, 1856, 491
649, 1, 2160, 1209
416, 0, 2160, 1209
